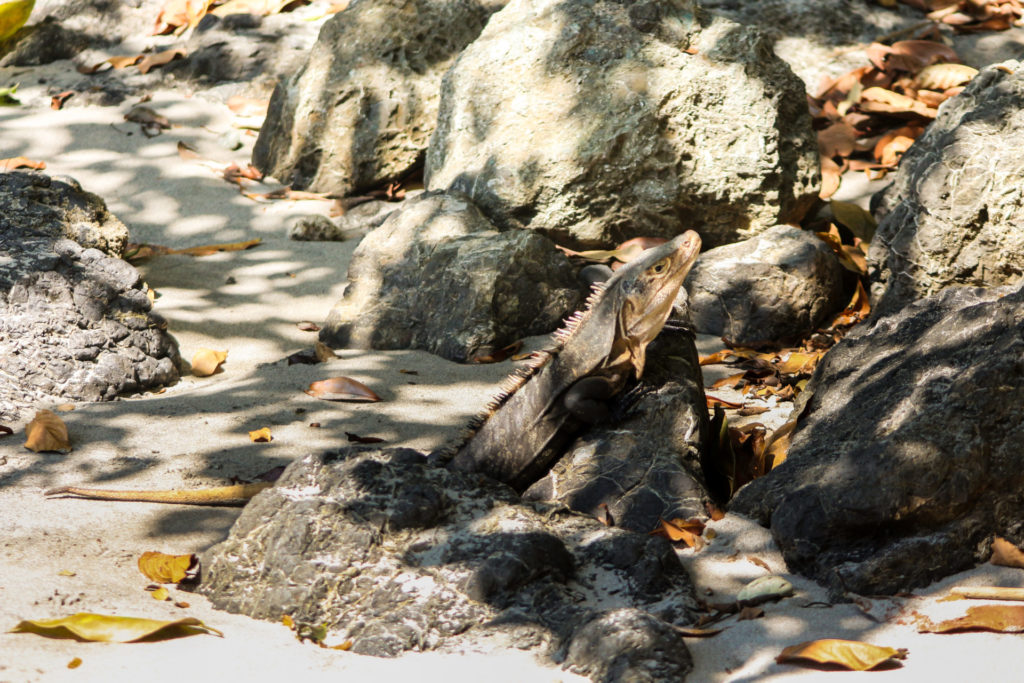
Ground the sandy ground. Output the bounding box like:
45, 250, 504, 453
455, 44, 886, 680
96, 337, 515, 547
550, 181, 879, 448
2, 34, 1024, 683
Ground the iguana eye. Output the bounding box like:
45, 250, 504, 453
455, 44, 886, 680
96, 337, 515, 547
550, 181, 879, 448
652, 260, 667, 274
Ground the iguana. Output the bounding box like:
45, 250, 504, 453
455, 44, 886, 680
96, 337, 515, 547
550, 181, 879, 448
445, 230, 702, 491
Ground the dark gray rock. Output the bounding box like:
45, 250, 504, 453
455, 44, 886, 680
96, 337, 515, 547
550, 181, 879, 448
425, 0, 819, 249
686, 225, 847, 344
253, 0, 506, 194
198, 446, 698, 676
730, 283, 1024, 595
566, 609, 693, 683
0, 172, 179, 420
524, 327, 711, 534
319, 192, 583, 362
288, 200, 403, 242
0, 17, 91, 67
869, 62, 1024, 317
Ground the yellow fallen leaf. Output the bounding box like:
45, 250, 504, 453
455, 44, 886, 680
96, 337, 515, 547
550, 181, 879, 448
765, 420, 796, 470
192, 349, 227, 377
8, 613, 223, 642
171, 238, 262, 256
67, 657, 82, 669
149, 586, 170, 601
24, 409, 71, 453
777, 639, 907, 671
775, 352, 820, 375
916, 605, 1024, 633
0, 0, 34, 42
138, 551, 196, 583
248, 427, 272, 443
314, 341, 337, 362
57, 570, 75, 577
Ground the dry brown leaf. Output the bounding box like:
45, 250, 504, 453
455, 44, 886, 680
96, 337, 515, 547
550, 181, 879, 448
914, 63, 978, 90
51, 91, 74, 110
24, 410, 71, 453
248, 427, 272, 443
819, 157, 843, 200
137, 48, 187, 75
859, 87, 938, 118
346, 432, 385, 444
0, 156, 46, 171
124, 105, 171, 129
738, 605, 764, 621
818, 121, 857, 159
305, 377, 381, 402
711, 372, 747, 389
991, 537, 1024, 569
916, 604, 1024, 633
172, 238, 262, 256
471, 340, 524, 364
776, 352, 820, 375
873, 127, 921, 166
138, 551, 197, 583
67, 657, 82, 669
153, 0, 215, 35
651, 518, 705, 548
297, 321, 320, 332
9, 613, 222, 642
191, 349, 228, 377
777, 639, 907, 671
107, 55, 143, 70
765, 420, 796, 470
868, 40, 960, 73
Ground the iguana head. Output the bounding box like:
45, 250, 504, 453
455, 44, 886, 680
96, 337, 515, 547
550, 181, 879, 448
608, 230, 701, 377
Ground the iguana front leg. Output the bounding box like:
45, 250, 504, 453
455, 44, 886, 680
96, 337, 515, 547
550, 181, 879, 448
563, 374, 622, 424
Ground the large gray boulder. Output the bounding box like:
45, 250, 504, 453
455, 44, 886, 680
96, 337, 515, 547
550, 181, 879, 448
0, 172, 179, 421
253, 0, 506, 193
869, 63, 1024, 316
686, 225, 847, 344
730, 283, 1024, 595
319, 191, 583, 362
198, 446, 698, 680
425, 0, 819, 248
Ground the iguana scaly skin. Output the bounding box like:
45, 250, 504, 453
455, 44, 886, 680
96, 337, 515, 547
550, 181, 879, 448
447, 231, 701, 491
44, 482, 272, 506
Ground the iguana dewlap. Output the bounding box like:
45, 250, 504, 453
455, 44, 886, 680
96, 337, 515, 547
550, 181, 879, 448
448, 230, 702, 491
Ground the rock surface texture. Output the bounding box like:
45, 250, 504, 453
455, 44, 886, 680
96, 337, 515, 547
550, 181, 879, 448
319, 192, 582, 362
685, 225, 846, 344
253, 0, 506, 194
523, 327, 711, 534
869, 63, 1024, 316
199, 447, 698, 680
0, 172, 179, 420
425, 0, 820, 248
730, 284, 1024, 595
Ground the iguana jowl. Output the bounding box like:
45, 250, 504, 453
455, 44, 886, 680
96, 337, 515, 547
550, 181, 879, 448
447, 230, 702, 491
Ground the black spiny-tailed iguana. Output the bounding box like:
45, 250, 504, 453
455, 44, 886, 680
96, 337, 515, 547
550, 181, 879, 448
445, 230, 702, 491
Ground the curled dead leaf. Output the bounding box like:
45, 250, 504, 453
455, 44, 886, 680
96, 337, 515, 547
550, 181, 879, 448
138, 551, 197, 583
0, 156, 46, 171
172, 238, 261, 256
8, 613, 223, 642
777, 639, 907, 671
24, 410, 71, 453
305, 377, 381, 402
191, 349, 228, 377
990, 537, 1024, 569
